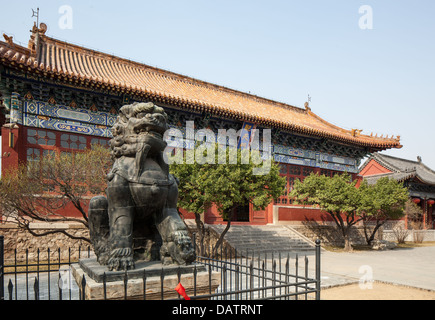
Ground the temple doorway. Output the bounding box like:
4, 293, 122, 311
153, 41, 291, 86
231, 204, 250, 222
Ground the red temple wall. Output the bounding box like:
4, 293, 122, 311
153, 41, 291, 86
277, 206, 332, 222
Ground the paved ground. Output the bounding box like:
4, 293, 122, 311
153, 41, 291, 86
3, 269, 80, 300
315, 246, 435, 291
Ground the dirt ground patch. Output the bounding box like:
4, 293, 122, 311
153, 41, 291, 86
321, 282, 435, 300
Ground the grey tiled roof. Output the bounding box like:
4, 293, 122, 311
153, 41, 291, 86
361, 153, 435, 186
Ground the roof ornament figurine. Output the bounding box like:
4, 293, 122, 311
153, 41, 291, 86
350, 129, 362, 137
2, 34, 13, 47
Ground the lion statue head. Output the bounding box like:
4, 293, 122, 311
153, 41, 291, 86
109, 102, 169, 159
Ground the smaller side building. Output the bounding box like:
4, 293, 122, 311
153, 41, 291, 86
359, 153, 435, 229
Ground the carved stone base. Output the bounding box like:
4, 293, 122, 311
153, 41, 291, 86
71, 258, 220, 300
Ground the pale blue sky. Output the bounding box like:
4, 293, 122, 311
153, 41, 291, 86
1, 1, 435, 168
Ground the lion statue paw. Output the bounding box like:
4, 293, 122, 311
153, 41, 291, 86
107, 247, 135, 271
161, 231, 196, 266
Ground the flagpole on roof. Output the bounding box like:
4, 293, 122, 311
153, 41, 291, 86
32, 7, 39, 27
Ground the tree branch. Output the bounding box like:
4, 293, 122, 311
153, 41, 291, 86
24, 225, 90, 243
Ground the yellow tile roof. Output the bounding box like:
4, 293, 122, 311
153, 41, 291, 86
0, 26, 402, 151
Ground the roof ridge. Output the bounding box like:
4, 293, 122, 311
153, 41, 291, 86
371, 153, 403, 173
417, 161, 435, 177
377, 153, 419, 164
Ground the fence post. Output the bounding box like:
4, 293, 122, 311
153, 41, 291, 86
193, 265, 197, 297
143, 269, 147, 300
34, 277, 39, 300
295, 254, 298, 301
103, 272, 107, 300
81, 275, 86, 300
123, 270, 128, 300
0, 235, 4, 300
315, 239, 321, 300
8, 279, 12, 300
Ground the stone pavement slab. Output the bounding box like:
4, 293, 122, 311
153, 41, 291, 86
315, 246, 435, 291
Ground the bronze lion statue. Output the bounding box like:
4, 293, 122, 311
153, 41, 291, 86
88, 102, 196, 271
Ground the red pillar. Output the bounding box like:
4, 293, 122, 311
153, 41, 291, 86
1, 124, 25, 175
428, 201, 434, 229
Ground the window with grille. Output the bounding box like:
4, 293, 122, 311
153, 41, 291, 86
320, 169, 330, 177
279, 164, 288, 175
91, 137, 110, 148
27, 147, 40, 165
288, 165, 301, 176
303, 167, 315, 176
61, 133, 87, 150
27, 129, 56, 146
26, 128, 94, 168
26, 148, 55, 172
277, 163, 321, 205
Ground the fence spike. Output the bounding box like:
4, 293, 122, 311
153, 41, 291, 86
235, 264, 240, 300
161, 268, 165, 300
193, 265, 197, 297
208, 265, 212, 295
47, 248, 51, 300
58, 270, 62, 301
295, 253, 299, 301
124, 270, 128, 300
146, 269, 147, 300
8, 279, 13, 300
81, 275, 86, 300
315, 239, 321, 300
34, 277, 39, 300
103, 272, 107, 300
249, 261, 254, 300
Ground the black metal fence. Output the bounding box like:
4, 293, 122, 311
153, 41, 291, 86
0, 235, 321, 300
0, 235, 91, 300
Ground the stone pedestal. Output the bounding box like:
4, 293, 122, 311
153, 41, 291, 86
71, 258, 220, 300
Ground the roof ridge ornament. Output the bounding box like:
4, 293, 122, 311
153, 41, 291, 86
304, 94, 311, 111
2, 34, 14, 47
28, 8, 47, 58
350, 128, 362, 137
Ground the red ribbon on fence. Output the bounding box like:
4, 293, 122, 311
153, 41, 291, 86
174, 282, 190, 300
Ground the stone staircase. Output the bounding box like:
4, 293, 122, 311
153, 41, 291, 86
208, 224, 315, 257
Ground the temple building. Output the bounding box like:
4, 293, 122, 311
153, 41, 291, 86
359, 153, 435, 229
0, 23, 402, 225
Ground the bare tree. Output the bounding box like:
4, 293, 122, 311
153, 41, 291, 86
0, 144, 112, 242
